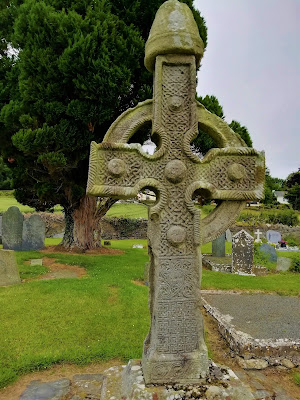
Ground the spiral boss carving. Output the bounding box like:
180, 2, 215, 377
86, 0, 265, 385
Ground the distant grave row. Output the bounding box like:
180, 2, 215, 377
1, 206, 45, 251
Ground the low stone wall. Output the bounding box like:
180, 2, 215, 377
3, 212, 299, 241
101, 217, 147, 240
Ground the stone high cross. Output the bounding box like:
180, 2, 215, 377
87, 0, 264, 385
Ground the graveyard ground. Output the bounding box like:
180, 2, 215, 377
0, 238, 299, 397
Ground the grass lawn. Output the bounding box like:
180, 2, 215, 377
0, 238, 299, 389
0, 191, 62, 214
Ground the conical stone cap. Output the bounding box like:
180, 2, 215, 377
145, 0, 204, 72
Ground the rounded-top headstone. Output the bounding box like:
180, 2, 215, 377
144, 0, 204, 72
22, 214, 45, 251
2, 206, 24, 251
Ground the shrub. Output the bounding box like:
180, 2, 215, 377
290, 256, 300, 273
293, 372, 300, 386
238, 209, 299, 226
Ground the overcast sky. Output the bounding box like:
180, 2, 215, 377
194, 0, 300, 180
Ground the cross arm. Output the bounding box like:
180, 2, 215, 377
190, 147, 265, 201
86, 141, 164, 201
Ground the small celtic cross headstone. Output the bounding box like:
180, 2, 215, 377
254, 228, 263, 243
87, 0, 265, 385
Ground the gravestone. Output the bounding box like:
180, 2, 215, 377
0, 249, 21, 286
266, 230, 281, 244
225, 229, 232, 242
254, 228, 262, 243
2, 206, 24, 251
22, 214, 45, 251
232, 230, 254, 274
276, 257, 291, 271
259, 243, 277, 262
212, 233, 225, 257
0, 215, 2, 244
86, 0, 264, 385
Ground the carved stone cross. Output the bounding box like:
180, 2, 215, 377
87, 0, 264, 385
255, 228, 263, 243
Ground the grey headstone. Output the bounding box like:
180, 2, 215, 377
2, 206, 23, 251
232, 230, 254, 274
212, 233, 226, 257
266, 230, 281, 244
276, 257, 292, 271
0, 249, 21, 286
259, 243, 277, 262
225, 229, 232, 242
19, 378, 70, 400
22, 214, 45, 251
0, 215, 2, 244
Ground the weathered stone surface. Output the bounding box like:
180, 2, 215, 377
212, 233, 226, 257
2, 206, 23, 251
276, 257, 291, 271
86, 0, 264, 385
0, 249, 21, 286
19, 378, 70, 400
267, 229, 281, 243
281, 359, 295, 369
259, 243, 277, 262
72, 374, 105, 398
237, 356, 269, 370
232, 230, 254, 274
22, 214, 45, 251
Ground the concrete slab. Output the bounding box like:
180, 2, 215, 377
202, 291, 300, 368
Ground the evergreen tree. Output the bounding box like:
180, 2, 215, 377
285, 169, 300, 210
0, 0, 207, 249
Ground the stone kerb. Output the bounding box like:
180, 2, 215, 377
202, 295, 300, 369
22, 214, 45, 251
0, 249, 21, 286
2, 206, 24, 251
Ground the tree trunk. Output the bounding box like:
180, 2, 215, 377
61, 195, 118, 251
62, 206, 74, 248
72, 195, 100, 250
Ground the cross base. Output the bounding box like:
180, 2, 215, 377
121, 359, 254, 400
142, 350, 209, 385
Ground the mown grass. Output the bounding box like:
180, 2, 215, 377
0, 239, 299, 390
0, 191, 62, 213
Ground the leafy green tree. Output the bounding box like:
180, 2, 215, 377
262, 168, 284, 205
228, 120, 252, 147
193, 95, 252, 156
285, 169, 300, 210
0, 0, 207, 249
